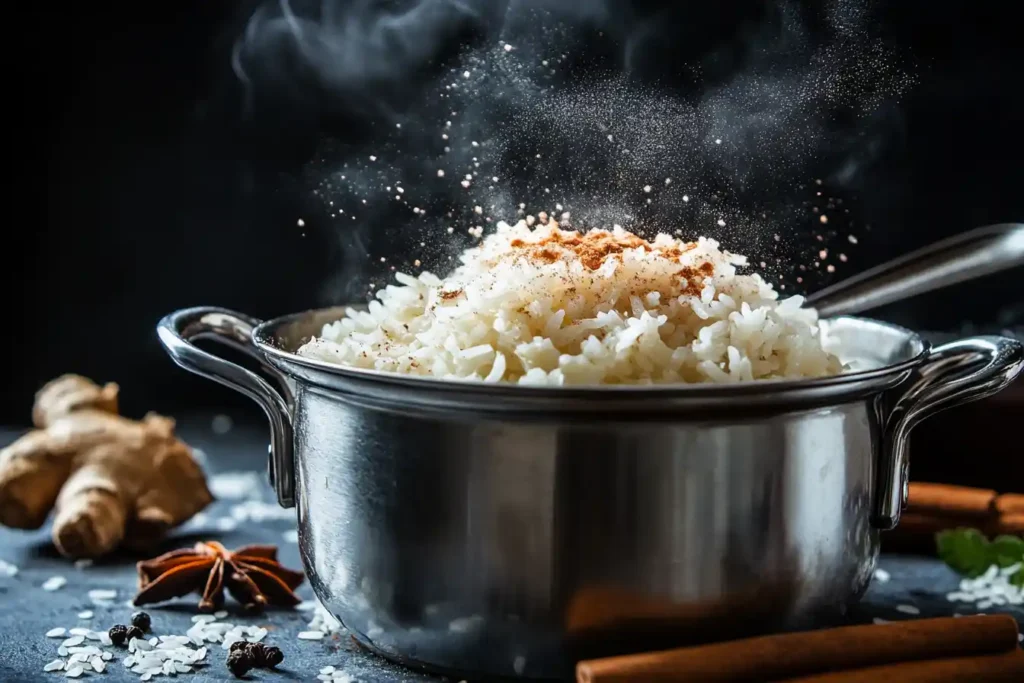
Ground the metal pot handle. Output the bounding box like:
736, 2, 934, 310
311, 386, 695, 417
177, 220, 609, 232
156, 307, 296, 508
872, 335, 1024, 529
806, 223, 1024, 318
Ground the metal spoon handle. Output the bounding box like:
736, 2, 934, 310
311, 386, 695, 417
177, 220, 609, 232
805, 223, 1024, 318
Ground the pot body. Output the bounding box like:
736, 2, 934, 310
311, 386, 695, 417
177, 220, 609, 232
156, 307, 1024, 681
293, 385, 879, 679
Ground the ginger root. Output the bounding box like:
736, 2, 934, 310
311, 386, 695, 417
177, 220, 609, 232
0, 375, 213, 559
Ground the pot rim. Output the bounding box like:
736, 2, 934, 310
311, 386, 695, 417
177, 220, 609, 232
250, 306, 928, 405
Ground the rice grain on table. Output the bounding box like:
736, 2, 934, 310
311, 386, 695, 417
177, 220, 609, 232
299, 220, 842, 385
42, 576, 67, 591
946, 563, 1024, 608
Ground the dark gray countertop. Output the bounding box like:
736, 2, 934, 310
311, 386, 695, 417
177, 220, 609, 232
1, 415, 1020, 683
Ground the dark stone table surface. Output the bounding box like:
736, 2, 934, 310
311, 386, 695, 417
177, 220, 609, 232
1, 415, 1021, 682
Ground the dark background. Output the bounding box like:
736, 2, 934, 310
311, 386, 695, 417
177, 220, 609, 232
5, 0, 1022, 424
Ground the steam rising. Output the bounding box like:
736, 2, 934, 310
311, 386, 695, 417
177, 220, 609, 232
234, 0, 487, 114
233, 0, 914, 301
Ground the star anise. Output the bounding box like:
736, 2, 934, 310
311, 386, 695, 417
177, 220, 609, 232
134, 541, 304, 613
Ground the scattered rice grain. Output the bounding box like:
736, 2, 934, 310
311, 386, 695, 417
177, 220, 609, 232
42, 576, 67, 591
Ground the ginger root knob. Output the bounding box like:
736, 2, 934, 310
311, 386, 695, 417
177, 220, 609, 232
0, 375, 213, 559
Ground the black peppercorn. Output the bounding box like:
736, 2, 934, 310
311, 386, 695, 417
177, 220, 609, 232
229, 640, 249, 654
226, 650, 253, 678
130, 611, 151, 632
108, 624, 129, 647
124, 625, 145, 643
245, 642, 268, 667
262, 645, 284, 668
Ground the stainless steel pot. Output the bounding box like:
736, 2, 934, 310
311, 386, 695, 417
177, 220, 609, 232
156, 224, 1024, 681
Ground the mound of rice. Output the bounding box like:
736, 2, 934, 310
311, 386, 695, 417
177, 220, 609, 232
297, 218, 843, 385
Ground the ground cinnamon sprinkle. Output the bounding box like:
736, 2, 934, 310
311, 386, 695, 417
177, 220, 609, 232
510, 225, 700, 272
439, 289, 464, 301
534, 247, 561, 264
675, 263, 715, 296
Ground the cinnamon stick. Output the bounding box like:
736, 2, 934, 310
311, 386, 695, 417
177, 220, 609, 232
882, 484, 1024, 553
998, 513, 1024, 534
776, 649, 1024, 683
575, 615, 1020, 683
894, 511, 978, 534
995, 493, 1024, 515
906, 483, 996, 518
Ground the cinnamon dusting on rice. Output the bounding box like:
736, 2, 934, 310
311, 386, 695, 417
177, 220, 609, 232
504, 222, 713, 297
509, 221, 700, 272
676, 261, 716, 296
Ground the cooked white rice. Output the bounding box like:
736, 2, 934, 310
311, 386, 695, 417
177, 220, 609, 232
297, 218, 843, 385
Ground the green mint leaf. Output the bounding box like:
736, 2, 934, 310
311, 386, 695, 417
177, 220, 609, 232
935, 528, 994, 577
990, 535, 1024, 569
1009, 567, 1024, 589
